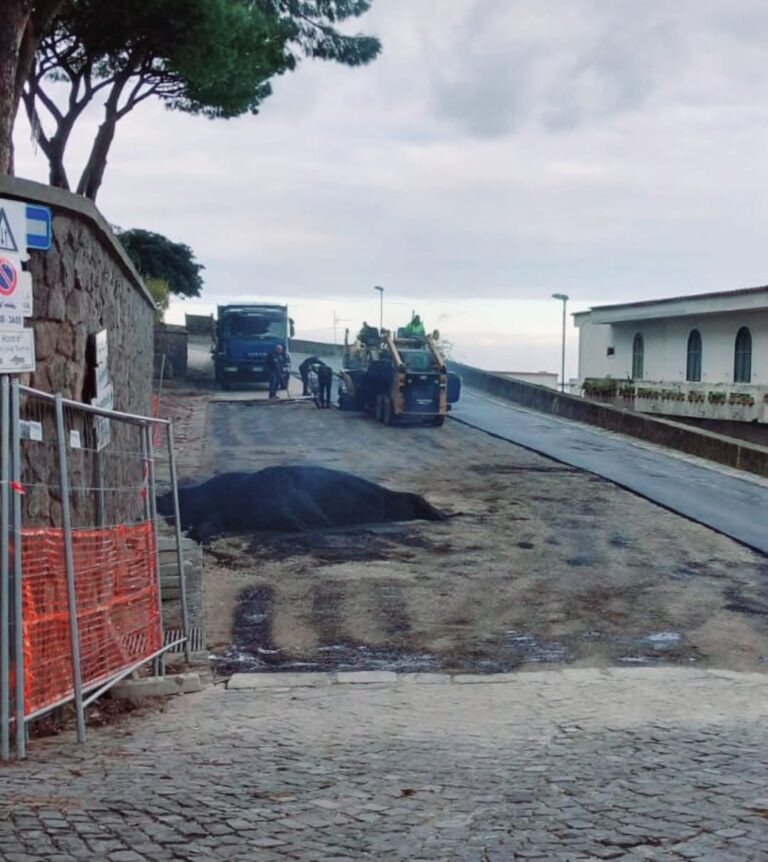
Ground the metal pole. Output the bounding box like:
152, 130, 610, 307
142, 425, 164, 675
157, 354, 167, 407
165, 423, 190, 662
561, 298, 567, 394
1, 376, 10, 761
95, 451, 106, 528
55, 394, 86, 743
10, 382, 25, 758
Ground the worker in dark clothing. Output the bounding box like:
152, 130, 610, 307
316, 364, 334, 408
299, 356, 324, 396
267, 344, 286, 400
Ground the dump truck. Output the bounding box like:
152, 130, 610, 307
212, 304, 293, 390
337, 325, 461, 426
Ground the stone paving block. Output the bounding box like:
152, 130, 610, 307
397, 673, 452, 685
452, 673, 521, 684
335, 671, 398, 684
112, 673, 202, 701
227, 673, 331, 690
5, 669, 768, 861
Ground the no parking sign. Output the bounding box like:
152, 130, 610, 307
0, 257, 19, 296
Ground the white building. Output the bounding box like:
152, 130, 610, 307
574, 285, 768, 422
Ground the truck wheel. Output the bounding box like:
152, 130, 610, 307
220, 377, 231, 392
375, 395, 384, 423
428, 415, 445, 427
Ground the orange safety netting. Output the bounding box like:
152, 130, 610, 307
20, 523, 162, 716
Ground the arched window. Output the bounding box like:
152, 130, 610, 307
686, 329, 702, 382
632, 333, 644, 380
734, 327, 752, 383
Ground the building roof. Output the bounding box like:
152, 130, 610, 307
575, 284, 768, 326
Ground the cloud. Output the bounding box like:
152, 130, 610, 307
12, 0, 768, 374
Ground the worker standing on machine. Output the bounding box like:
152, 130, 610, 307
403, 313, 426, 337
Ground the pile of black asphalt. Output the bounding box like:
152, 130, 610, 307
157, 465, 447, 542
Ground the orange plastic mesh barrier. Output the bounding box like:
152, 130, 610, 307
21, 522, 162, 717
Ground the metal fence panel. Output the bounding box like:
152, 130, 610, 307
0, 382, 188, 759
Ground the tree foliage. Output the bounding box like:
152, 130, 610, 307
116, 228, 205, 298
23, 0, 381, 198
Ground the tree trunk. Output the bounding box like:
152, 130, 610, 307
47, 140, 70, 189
12, 0, 65, 121
0, 2, 32, 174
76, 113, 118, 200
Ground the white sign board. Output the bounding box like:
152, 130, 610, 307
95, 329, 108, 367
0, 201, 27, 260
0, 329, 35, 373
92, 382, 114, 451
20, 420, 43, 442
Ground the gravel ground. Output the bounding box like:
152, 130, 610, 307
155, 390, 768, 675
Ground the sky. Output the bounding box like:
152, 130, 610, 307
13, 0, 768, 378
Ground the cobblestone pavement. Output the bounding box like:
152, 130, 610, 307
2, 668, 768, 861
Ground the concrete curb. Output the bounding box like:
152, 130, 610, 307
112, 672, 203, 702
226, 667, 768, 690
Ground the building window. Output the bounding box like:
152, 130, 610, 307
686, 329, 702, 382
734, 327, 752, 383
632, 333, 644, 380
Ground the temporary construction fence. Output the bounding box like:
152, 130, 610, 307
0, 379, 190, 761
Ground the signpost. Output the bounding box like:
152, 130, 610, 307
0, 200, 37, 374
0, 196, 48, 760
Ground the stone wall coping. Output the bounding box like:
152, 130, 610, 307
0, 174, 155, 310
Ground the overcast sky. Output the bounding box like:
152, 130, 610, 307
14, 0, 768, 374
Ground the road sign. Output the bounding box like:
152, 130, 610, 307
0, 329, 35, 373
25, 205, 52, 251
0, 257, 19, 295
0, 209, 18, 252
0, 260, 32, 324
0, 201, 27, 260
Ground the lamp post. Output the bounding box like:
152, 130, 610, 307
374, 286, 384, 333
552, 293, 569, 393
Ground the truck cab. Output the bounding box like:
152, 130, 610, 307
213, 304, 292, 390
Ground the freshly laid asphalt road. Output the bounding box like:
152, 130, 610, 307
219, 347, 768, 556
454, 389, 768, 555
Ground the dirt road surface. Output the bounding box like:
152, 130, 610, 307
160, 387, 768, 674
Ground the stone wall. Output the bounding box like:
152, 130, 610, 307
290, 338, 344, 358
154, 324, 188, 380
0, 177, 156, 526
0, 176, 155, 413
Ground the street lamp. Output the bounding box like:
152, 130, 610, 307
374, 286, 384, 333
552, 293, 569, 393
